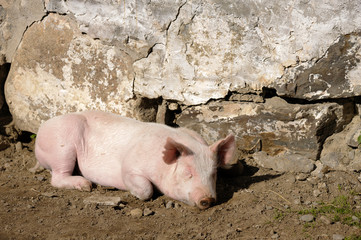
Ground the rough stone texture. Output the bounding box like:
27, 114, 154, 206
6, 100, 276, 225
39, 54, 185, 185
320, 116, 361, 171
0, 0, 45, 62
5, 14, 135, 133
176, 97, 354, 172
3, 0, 361, 173
43, 0, 361, 105
83, 195, 122, 206
276, 33, 361, 100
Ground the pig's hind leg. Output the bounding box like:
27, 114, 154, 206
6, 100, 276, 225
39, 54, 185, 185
37, 143, 92, 192
123, 174, 153, 200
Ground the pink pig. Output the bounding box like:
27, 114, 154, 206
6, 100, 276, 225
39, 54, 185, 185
35, 110, 236, 209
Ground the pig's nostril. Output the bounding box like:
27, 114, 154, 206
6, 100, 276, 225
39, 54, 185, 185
199, 198, 216, 209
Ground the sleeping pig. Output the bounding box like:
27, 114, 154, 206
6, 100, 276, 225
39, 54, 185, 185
34, 110, 236, 209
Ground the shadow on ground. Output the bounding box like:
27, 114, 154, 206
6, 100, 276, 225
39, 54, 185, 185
216, 160, 282, 205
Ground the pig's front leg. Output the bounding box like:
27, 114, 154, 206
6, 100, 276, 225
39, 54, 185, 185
123, 174, 153, 200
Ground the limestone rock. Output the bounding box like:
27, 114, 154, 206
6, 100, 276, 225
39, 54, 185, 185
276, 33, 361, 101
45, 0, 361, 104
5, 14, 135, 133
253, 151, 314, 173
176, 97, 352, 172
0, 0, 45, 62
45, 0, 185, 59
320, 116, 361, 171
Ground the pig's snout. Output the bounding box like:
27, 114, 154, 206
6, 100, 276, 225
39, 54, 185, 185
197, 197, 216, 209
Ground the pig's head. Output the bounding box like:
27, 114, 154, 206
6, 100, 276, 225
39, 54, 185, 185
162, 134, 236, 209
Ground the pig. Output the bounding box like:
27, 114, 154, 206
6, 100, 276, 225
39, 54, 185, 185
35, 110, 236, 209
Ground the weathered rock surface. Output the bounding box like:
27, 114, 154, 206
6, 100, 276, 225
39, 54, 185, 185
177, 97, 354, 172
276, 33, 361, 100
132, 0, 361, 104
0, 0, 45, 62
5, 14, 136, 133
9, 0, 357, 106
320, 116, 361, 171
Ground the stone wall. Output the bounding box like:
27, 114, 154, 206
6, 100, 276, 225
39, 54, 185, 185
2, 0, 361, 172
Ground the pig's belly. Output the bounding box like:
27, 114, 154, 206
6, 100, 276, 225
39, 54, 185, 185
78, 156, 126, 190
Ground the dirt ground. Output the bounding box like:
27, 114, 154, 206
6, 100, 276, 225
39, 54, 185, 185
0, 136, 361, 240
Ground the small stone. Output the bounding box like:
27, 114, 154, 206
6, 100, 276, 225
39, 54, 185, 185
313, 189, 321, 197
83, 195, 122, 206
265, 205, 273, 210
319, 215, 332, 225
296, 173, 308, 181
15, 142, 22, 152
352, 216, 360, 223
143, 208, 154, 216
300, 214, 314, 222
332, 234, 344, 240
166, 201, 174, 209
168, 103, 179, 111
271, 233, 279, 239
130, 208, 143, 218
41, 192, 58, 198
35, 176, 45, 181
293, 198, 301, 205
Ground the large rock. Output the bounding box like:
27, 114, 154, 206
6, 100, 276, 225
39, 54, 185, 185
43, 0, 361, 105
176, 97, 354, 172
5, 14, 135, 133
45, 0, 185, 60
276, 33, 361, 100
320, 116, 361, 171
0, 0, 45, 62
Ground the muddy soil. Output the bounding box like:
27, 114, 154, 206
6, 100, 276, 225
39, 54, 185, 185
0, 138, 360, 240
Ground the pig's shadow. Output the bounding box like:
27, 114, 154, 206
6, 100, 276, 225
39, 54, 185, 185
216, 161, 281, 205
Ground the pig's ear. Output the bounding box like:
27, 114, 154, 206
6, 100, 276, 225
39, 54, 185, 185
210, 134, 236, 168
163, 137, 193, 164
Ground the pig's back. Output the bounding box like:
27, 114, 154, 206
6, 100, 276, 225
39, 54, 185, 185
76, 111, 173, 188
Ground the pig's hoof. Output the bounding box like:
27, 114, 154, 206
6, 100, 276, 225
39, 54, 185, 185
51, 175, 92, 192
73, 180, 92, 192
77, 183, 92, 192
